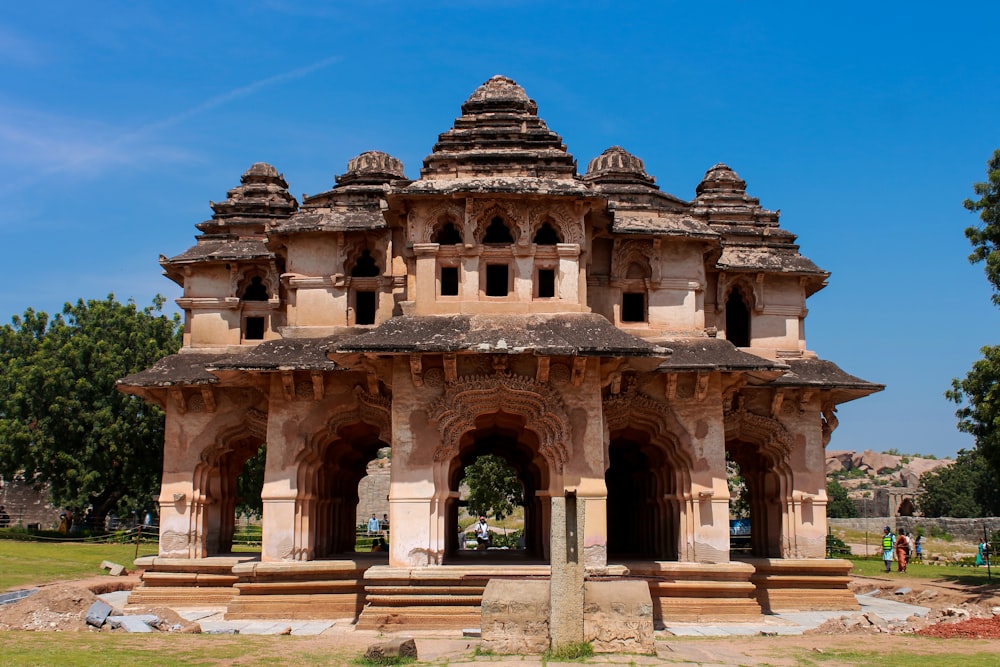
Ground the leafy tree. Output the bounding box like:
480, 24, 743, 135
463, 454, 522, 522
917, 449, 1000, 518
825, 479, 857, 518
0, 295, 181, 524
236, 444, 266, 519
963, 148, 1000, 304
952, 150, 1000, 479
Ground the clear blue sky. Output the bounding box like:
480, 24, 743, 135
2, 2, 998, 460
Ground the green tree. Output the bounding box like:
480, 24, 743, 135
825, 478, 857, 518
917, 449, 1000, 518
0, 295, 181, 525
952, 149, 1000, 479
463, 454, 522, 522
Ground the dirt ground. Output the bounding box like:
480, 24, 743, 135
1, 570, 998, 664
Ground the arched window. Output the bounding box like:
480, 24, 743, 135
533, 222, 560, 245
241, 276, 269, 301
350, 249, 380, 277
726, 289, 751, 347
433, 222, 463, 245
482, 216, 514, 244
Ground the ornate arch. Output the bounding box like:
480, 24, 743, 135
426, 372, 569, 470
342, 240, 383, 277
603, 388, 694, 469
299, 386, 392, 465
611, 239, 658, 281
232, 265, 278, 301
717, 273, 761, 313
724, 407, 791, 465
473, 200, 523, 243
420, 202, 466, 244
528, 203, 583, 245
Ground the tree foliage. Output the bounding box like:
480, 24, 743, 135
952, 149, 1000, 480
917, 449, 1000, 518
463, 454, 522, 521
963, 148, 1000, 305
0, 295, 182, 522
825, 479, 857, 518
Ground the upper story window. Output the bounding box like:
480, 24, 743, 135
483, 216, 514, 244
533, 221, 560, 245
434, 222, 463, 245
241, 275, 269, 301
351, 249, 380, 277
726, 288, 751, 347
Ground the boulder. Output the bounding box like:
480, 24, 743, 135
364, 637, 417, 662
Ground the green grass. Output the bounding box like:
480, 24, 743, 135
803, 648, 1000, 667
0, 632, 360, 667
848, 555, 1000, 585
0, 540, 147, 591
543, 641, 594, 662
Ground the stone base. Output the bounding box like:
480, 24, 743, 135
127, 556, 251, 608
742, 558, 858, 613
621, 561, 762, 623
226, 560, 370, 620
480, 579, 654, 655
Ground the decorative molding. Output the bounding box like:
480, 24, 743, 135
724, 408, 791, 464
427, 372, 570, 470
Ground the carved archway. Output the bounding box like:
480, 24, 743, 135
724, 407, 794, 558
604, 388, 695, 561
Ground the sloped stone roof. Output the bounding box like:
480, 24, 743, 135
654, 339, 787, 373
164, 237, 271, 264
331, 313, 667, 356
117, 353, 226, 388
771, 358, 884, 391
612, 213, 718, 239
208, 338, 348, 372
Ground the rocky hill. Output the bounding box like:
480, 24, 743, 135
826, 449, 952, 511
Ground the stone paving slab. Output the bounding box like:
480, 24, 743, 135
662, 594, 930, 637
198, 618, 335, 636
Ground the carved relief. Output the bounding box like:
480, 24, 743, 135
611, 239, 659, 282
473, 200, 523, 243
821, 404, 839, 448
420, 202, 466, 244
527, 202, 583, 245
245, 408, 268, 440
427, 372, 570, 470
724, 408, 791, 464
603, 387, 694, 467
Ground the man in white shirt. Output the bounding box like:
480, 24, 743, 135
474, 515, 491, 550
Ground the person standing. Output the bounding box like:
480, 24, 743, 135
895, 532, 910, 573
881, 526, 895, 573
367, 513, 380, 536
914, 534, 923, 563
474, 515, 491, 550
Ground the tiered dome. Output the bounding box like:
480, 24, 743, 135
583, 146, 657, 187
695, 163, 747, 196
206, 162, 298, 227
335, 151, 406, 186
419, 75, 577, 180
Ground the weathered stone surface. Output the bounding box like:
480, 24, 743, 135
85, 599, 113, 628
583, 581, 655, 655
364, 637, 417, 661
480, 579, 550, 655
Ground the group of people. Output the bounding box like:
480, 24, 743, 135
976, 540, 992, 567
366, 513, 389, 536
881, 526, 922, 573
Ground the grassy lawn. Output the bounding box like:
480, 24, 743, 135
849, 555, 1000, 585
0, 540, 150, 591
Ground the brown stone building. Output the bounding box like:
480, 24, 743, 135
119, 75, 882, 625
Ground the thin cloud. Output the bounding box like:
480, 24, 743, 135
0, 55, 341, 198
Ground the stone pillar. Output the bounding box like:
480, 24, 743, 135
550, 492, 585, 649
412, 244, 438, 313
557, 244, 579, 303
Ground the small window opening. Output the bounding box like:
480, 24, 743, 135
537, 269, 555, 298
434, 222, 463, 245
622, 293, 645, 322
483, 216, 514, 244
440, 266, 459, 296
355, 291, 376, 325
351, 249, 380, 277
244, 317, 265, 340
485, 264, 509, 297
726, 290, 751, 347
533, 222, 560, 245
241, 276, 269, 301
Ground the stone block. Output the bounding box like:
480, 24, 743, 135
85, 599, 113, 628
364, 637, 417, 661
583, 581, 655, 655
480, 579, 550, 655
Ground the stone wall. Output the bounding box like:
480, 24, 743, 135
0, 478, 60, 529
830, 517, 998, 543
355, 459, 391, 527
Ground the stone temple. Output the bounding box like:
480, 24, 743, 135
119, 75, 882, 627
